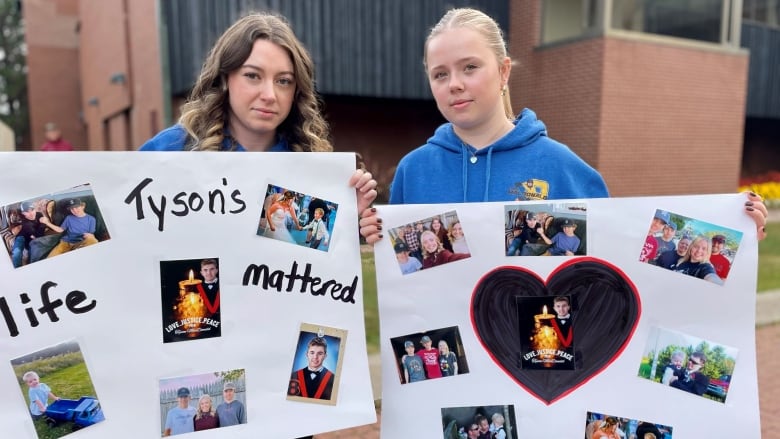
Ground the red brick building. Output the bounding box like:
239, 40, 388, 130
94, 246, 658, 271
24, 0, 769, 197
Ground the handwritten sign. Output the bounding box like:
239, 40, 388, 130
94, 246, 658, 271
0, 152, 375, 438
374, 195, 760, 438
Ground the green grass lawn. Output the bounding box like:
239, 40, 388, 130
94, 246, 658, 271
16, 362, 99, 439
361, 249, 379, 353
758, 221, 780, 292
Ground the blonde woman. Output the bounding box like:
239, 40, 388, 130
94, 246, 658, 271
448, 221, 470, 254
193, 394, 219, 431
592, 417, 620, 439
420, 230, 469, 269
437, 340, 458, 376
670, 235, 723, 285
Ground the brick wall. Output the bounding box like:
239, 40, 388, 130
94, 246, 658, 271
24, 0, 87, 149
509, 0, 748, 197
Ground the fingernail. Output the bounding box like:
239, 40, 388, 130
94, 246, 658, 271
377, 218, 383, 223
371, 207, 376, 212
749, 192, 757, 197
377, 225, 382, 231
762, 226, 766, 233
746, 207, 755, 211
378, 234, 384, 239
746, 201, 754, 206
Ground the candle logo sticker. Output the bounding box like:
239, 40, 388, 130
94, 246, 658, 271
160, 258, 221, 343
471, 258, 640, 404
517, 295, 575, 370
2, 183, 111, 269
257, 184, 338, 252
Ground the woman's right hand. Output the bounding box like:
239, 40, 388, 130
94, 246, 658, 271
359, 207, 384, 244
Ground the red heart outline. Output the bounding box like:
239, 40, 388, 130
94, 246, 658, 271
470, 257, 641, 405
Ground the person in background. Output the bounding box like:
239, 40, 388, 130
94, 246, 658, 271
22, 371, 59, 420
669, 351, 710, 396
401, 340, 426, 383
437, 339, 458, 376
216, 381, 246, 426
193, 394, 219, 431
39, 122, 74, 151
163, 387, 196, 436
709, 234, 732, 279
654, 234, 691, 270
11, 201, 47, 268
670, 235, 723, 285
417, 335, 442, 379
661, 350, 686, 385
653, 222, 677, 262
394, 240, 422, 274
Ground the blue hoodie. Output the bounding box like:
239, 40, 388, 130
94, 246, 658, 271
389, 108, 609, 204
139, 124, 290, 152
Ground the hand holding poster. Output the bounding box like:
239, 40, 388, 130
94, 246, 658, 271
0, 152, 375, 438
374, 194, 760, 438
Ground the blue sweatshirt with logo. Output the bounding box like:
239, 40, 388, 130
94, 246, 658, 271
389, 108, 609, 204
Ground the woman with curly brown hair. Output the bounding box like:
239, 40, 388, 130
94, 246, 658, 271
141, 12, 376, 209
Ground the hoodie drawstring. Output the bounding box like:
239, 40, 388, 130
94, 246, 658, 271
483, 148, 493, 202
460, 142, 470, 203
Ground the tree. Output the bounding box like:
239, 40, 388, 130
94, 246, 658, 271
0, 0, 28, 147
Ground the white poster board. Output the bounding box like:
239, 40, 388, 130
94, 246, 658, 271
375, 194, 760, 438
0, 152, 375, 438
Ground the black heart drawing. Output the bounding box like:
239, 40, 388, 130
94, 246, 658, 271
471, 257, 640, 405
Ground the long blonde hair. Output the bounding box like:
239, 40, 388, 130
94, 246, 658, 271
179, 12, 332, 152
194, 394, 216, 420
424, 8, 514, 120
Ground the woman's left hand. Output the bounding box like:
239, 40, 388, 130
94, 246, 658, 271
744, 191, 768, 241
349, 169, 378, 213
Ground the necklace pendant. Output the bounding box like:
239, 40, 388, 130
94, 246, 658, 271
470, 156, 478, 164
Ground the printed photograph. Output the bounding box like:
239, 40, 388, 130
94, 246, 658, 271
287, 323, 347, 405
638, 209, 742, 285
585, 411, 673, 439
1, 183, 111, 268
516, 295, 576, 370
390, 326, 469, 385
11, 340, 105, 439
637, 326, 738, 403
441, 404, 518, 439
387, 210, 470, 275
504, 202, 588, 256
256, 184, 338, 252
159, 368, 246, 436
160, 258, 222, 343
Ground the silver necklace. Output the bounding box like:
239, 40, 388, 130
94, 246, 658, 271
463, 142, 478, 164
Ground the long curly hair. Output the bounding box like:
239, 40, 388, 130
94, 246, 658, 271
179, 12, 332, 152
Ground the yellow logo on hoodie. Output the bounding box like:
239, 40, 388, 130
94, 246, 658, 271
510, 179, 550, 200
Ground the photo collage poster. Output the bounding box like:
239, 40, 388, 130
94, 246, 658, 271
373, 195, 760, 438
0, 152, 375, 438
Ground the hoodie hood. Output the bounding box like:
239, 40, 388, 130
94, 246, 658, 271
388, 107, 609, 205
426, 108, 548, 202
427, 108, 547, 155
